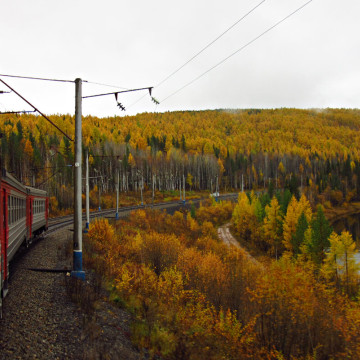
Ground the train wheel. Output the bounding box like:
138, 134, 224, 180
25, 237, 32, 248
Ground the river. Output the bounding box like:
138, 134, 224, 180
332, 212, 360, 266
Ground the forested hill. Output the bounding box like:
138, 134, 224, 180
3, 108, 360, 158
1, 108, 360, 209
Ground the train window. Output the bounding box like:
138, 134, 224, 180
11, 196, 14, 224
10, 196, 13, 224
8, 196, 11, 225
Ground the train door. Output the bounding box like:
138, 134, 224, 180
45, 197, 49, 229
2, 189, 8, 297
0, 189, 2, 317
29, 197, 33, 238
0, 188, 3, 310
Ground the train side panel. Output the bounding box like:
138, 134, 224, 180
26, 186, 48, 236
7, 191, 27, 262
1, 170, 28, 300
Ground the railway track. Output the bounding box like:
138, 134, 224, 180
47, 193, 239, 233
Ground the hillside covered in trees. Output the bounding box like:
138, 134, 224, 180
1, 108, 360, 210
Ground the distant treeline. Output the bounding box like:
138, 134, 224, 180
1, 108, 360, 209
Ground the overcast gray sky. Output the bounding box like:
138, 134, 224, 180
1, 0, 359, 117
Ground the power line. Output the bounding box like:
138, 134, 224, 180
157, 0, 266, 88
31, 164, 73, 171
128, 0, 266, 110
0, 110, 36, 115
82, 86, 153, 99
0, 78, 73, 141
0, 74, 77, 83
85, 80, 128, 90
161, 0, 313, 103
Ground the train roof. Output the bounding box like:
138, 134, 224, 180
1, 168, 47, 197
1, 168, 27, 193
25, 186, 47, 197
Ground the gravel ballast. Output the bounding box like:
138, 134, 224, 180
0, 227, 142, 360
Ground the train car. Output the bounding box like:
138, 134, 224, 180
0, 169, 48, 317
26, 185, 48, 239
0, 169, 28, 300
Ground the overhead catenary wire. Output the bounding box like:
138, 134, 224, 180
0, 78, 73, 141
0, 74, 79, 83
30, 164, 73, 171
161, 0, 313, 103
0, 110, 36, 115
127, 0, 266, 110
82, 86, 153, 99
85, 80, 128, 90
157, 0, 266, 88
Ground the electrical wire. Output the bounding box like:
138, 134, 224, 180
127, 0, 266, 110
0, 110, 36, 115
82, 87, 153, 99
157, 0, 266, 88
161, 0, 313, 103
0, 78, 73, 141
85, 81, 128, 90
0, 74, 77, 83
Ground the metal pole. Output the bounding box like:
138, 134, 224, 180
116, 169, 119, 219
216, 175, 219, 202
152, 174, 155, 205
183, 174, 186, 204
98, 179, 101, 211
85, 150, 90, 231
72, 78, 85, 280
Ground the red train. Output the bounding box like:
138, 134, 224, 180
0, 169, 48, 316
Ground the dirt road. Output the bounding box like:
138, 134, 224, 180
218, 223, 261, 267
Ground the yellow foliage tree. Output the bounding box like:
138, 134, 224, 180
263, 197, 283, 259
282, 196, 299, 252
322, 231, 360, 296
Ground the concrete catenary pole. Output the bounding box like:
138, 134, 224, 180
116, 169, 119, 219
72, 78, 85, 280
98, 181, 101, 211
140, 175, 144, 206
85, 150, 90, 231
152, 174, 155, 205
183, 174, 186, 204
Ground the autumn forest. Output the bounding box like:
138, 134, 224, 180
1, 108, 360, 359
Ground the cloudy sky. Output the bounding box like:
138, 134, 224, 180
1, 0, 359, 117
